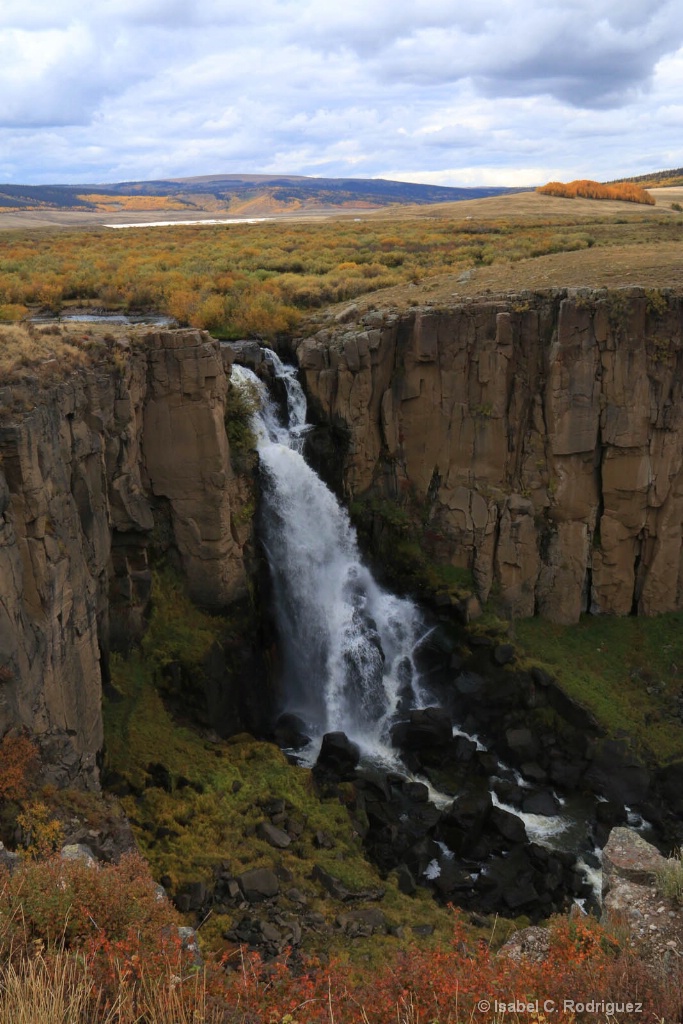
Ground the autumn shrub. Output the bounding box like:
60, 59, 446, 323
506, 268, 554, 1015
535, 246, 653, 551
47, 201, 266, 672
0, 849, 192, 1019
2, 212, 667, 342
200, 911, 681, 1023
537, 179, 655, 205
0, 852, 177, 955
0, 732, 40, 801
0, 863, 679, 1023
15, 801, 63, 858
0, 856, 218, 1024
0, 303, 29, 321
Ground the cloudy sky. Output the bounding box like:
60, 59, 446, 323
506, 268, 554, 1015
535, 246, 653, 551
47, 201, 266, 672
2, 0, 682, 186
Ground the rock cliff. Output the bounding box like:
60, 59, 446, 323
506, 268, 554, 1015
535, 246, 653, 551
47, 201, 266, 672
297, 288, 683, 623
0, 330, 252, 787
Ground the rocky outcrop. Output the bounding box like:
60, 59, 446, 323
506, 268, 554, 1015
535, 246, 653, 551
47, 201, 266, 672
602, 827, 683, 962
0, 330, 253, 786
298, 289, 683, 623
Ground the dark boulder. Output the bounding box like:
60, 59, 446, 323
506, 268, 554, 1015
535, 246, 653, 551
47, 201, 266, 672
396, 863, 417, 895
492, 644, 515, 666
595, 799, 628, 827
145, 762, 173, 792
238, 868, 280, 901
402, 781, 429, 803
454, 672, 486, 698
404, 837, 443, 879
522, 790, 560, 817
314, 732, 360, 780
491, 779, 524, 808
390, 707, 452, 751
175, 880, 207, 912
452, 735, 478, 763
476, 849, 538, 912
257, 821, 291, 849
656, 761, 683, 818
273, 713, 311, 750
438, 785, 492, 855
491, 806, 527, 844
432, 859, 474, 897
584, 739, 650, 805
504, 727, 539, 762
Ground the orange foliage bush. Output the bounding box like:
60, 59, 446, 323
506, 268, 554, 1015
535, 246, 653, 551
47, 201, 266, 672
77, 194, 191, 211
0, 732, 39, 801
537, 179, 655, 205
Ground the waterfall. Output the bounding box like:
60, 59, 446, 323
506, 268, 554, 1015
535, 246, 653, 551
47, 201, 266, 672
231, 352, 427, 761
229, 350, 611, 914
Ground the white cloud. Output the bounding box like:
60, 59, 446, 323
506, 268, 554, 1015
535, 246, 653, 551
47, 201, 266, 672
0, 1, 682, 185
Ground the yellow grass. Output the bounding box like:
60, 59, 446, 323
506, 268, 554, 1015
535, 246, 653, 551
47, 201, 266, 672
77, 194, 192, 212
0, 324, 90, 379
0, 950, 221, 1024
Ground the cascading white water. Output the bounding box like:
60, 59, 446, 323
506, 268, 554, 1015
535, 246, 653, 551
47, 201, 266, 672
231, 353, 428, 760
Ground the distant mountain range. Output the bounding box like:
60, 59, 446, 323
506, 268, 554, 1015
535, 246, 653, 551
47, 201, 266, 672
0, 174, 525, 214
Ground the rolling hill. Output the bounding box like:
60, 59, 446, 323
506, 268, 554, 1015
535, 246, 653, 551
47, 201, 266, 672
0, 173, 523, 215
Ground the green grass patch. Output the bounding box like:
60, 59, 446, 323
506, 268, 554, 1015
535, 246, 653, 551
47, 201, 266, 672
513, 612, 683, 764
655, 849, 683, 904
104, 654, 457, 959
350, 495, 474, 603
223, 377, 258, 465
140, 568, 227, 672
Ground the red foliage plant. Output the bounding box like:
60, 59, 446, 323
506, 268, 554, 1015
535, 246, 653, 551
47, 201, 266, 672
207, 911, 682, 1023
0, 854, 679, 1023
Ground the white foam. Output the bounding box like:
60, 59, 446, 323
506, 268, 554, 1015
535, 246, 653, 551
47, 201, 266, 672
490, 790, 569, 846
424, 859, 441, 880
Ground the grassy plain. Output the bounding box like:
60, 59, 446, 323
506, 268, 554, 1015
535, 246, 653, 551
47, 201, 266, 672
0, 188, 681, 353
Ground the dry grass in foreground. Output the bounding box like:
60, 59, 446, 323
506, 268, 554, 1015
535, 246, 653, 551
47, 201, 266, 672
0, 951, 221, 1024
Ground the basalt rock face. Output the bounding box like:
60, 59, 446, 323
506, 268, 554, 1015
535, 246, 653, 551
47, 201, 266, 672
0, 330, 252, 787
297, 289, 683, 623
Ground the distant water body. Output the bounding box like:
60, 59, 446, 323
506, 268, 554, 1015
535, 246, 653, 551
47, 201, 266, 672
104, 218, 273, 229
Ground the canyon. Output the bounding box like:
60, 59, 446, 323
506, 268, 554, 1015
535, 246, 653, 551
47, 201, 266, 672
1, 286, 682, 788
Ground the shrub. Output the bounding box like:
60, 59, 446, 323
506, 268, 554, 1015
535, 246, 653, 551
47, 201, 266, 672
0, 733, 39, 801
15, 802, 63, 859
0, 852, 180, 962
537, 179, 655, 205
655, 848, 683, 904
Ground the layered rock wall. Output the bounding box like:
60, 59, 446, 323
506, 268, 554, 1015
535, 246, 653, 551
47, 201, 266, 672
297, 289, 683, 623
0, 330, 250, 785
